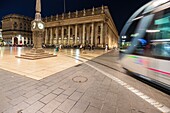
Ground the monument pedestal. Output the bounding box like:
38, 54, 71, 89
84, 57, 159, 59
16, 0, 57, 60
16, 50, 57, 60
16, 47, 57, 60
30, 48, 45, 53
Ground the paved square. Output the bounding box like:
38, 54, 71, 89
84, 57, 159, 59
0, 47, 104, 80
0, 47, 169, 113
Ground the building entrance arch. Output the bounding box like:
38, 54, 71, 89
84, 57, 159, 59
14, 37, 18, 46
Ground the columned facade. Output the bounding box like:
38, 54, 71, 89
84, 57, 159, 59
44, 21, 116, 48
43, 6, 119, 48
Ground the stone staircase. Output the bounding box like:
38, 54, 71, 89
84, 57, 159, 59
16, 52, 57, 60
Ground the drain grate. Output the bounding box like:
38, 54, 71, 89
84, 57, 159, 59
72, 76, 88, 83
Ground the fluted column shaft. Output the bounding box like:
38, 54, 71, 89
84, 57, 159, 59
75, 25, 78, 44
50, 28, 53, 45
68, 26, 70, 45
56, 27, 58, 45
61, 27, 64, 44
100, 22, 104, 47
91, 23, 94, 45
82, 24, 86, 45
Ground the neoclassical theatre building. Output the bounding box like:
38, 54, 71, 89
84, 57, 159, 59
44, 6, 118, 48
2, 6, 119, 48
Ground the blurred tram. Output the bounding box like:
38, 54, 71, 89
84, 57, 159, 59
120, 0, 170, 89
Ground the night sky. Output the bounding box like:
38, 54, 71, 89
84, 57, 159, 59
0, 0, 151, 33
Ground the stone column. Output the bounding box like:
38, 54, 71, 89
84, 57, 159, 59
61, 26, 64, 44
82, 24, 86, 45
79, 25, 82, 44
18, 36, 20, 45
12, 37, 14, 45
55, 27, 58, 45
45, 28, 48, 44
100, 22, 104, 47
68, 26, 70, 45
22, 37, 24, 45
95, 24, 98, 46
91, 23, 94, 45
26, 37, 28, 44
75, 24, 78, 44
30, 38, 32, 44
86, 25, 90, 44
104, 23, 108, 46
50, 28, 53, 45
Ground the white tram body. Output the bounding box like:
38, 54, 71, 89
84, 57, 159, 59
120, 0, 170, 88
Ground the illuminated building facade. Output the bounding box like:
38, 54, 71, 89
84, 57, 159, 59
43, 6, 119, 48
1, 14, 33, 46
1, 6, 119, 48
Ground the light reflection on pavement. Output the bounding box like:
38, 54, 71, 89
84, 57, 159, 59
0, 47, 106, 80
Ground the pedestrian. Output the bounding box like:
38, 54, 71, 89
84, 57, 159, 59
88, 44, 91, 51
80, 44, 83, 52
92, 44, 95, 50
55, 45, 59, 52
59, 44, 62, 51
105, 44, 108, 52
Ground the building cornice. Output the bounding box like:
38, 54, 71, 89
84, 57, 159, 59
45, 14, 105, 28
2, 29, 32, 33
2, 14, 33, 21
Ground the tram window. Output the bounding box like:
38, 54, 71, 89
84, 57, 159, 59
122, 19, 140, 49
146, 8, 170, 40
132, 38, 150, 55
151, 42, 170, 58
146, 8, 170, 58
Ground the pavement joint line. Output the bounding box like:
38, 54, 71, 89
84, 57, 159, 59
62, 52, 170, 113
84, 62, 170, 113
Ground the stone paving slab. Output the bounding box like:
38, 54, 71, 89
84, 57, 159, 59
0, 49, 169, 113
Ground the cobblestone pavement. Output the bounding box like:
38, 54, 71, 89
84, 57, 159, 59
0, 49, 169, 113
